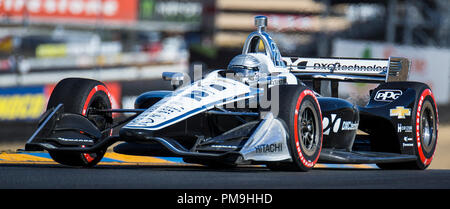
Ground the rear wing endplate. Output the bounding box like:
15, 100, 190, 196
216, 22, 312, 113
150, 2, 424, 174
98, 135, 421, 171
283, 57, 410, 83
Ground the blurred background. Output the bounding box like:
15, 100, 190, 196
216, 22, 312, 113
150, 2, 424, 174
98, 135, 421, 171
0, 0, 449, 151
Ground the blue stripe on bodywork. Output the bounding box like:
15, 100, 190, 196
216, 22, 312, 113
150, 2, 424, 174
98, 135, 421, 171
156, 157, 185, 163
25, 152, 51, 159
24, 152, 123, 163
321, 164, 354, 169
100, 158, 124, 163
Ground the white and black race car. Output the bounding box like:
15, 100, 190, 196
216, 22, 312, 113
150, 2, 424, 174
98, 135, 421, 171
24, 16, 438, 171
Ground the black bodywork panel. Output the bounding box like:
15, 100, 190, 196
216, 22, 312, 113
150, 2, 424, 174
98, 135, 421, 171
25, 104, 104, 151
315, 82, 423, 164
358, 85, 418, 156
317, 97, 359, 151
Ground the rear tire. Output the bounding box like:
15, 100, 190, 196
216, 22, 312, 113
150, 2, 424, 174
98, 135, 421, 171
376, 83, 438, 170
266, 85, 323, 172
47, 78, 113, 167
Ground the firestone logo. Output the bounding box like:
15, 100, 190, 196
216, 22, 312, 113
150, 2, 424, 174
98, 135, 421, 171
0, 0, 119, 17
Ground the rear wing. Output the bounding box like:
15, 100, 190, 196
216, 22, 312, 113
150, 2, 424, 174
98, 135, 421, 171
282, 57, 410, 83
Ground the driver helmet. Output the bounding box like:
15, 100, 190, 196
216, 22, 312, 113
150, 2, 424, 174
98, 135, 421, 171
227, 54, 262, 77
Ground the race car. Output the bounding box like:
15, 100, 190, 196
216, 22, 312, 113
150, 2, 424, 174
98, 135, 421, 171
23, 16, 438, 171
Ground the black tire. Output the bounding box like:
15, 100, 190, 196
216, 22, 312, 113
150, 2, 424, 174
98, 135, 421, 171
47, 78, 113, 167
377, 83, 438, 170
266, 85, 323, 172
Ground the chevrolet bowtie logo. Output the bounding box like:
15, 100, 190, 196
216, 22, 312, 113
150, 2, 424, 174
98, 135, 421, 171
390, 106, 411, 119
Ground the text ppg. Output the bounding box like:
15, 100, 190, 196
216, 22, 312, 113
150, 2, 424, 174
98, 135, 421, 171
375, 90, 402, 102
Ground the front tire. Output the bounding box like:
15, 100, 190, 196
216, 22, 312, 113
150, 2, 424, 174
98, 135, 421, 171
47, 78, 113, 167
266, 86, 323, 172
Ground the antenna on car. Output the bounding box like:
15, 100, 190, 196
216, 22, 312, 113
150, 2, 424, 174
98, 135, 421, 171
255, 16, 267, 32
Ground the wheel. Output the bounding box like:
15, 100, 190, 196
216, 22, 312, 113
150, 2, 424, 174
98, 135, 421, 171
377, 84, 438, 170
266, 85, 323, 171
47, 78, 113, 167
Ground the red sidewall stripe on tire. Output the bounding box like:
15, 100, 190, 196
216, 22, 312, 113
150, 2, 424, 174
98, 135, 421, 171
293, 90, 322, 168
81, 85, 112, 116
81, 145, 96, 163
81, 85, 112, 163
415, 89, 438, 166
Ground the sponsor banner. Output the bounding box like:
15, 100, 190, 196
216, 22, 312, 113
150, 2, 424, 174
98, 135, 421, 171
138, 0, 203, 23
0, 82, 121, 121
0, 86, 47, 121
0, 0, 137, 23
333, 39, 450, 104
35, 41, 122, 58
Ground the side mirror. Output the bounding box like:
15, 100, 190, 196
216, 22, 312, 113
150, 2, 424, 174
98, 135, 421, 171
162, 72, 187, 89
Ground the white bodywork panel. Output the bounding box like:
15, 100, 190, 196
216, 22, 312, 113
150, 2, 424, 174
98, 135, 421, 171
124, 72, 258, 130
283, 57, 389, 75
240, 113, 292, 162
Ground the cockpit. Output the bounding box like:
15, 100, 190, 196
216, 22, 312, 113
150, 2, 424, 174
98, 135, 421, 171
225, 54, 266, 84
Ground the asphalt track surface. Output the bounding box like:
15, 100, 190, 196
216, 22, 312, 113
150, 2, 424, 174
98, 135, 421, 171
1, 163, 450, 189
